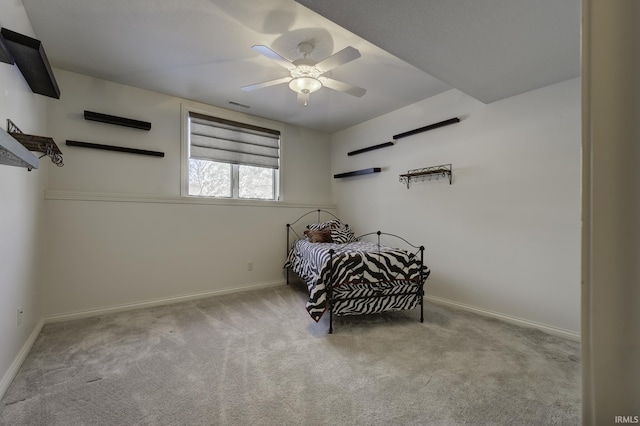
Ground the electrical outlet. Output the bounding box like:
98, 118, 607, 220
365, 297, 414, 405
17, 307, 23, 326
247, 262, 253, 271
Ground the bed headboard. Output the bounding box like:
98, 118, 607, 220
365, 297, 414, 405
286, 209, 343, 246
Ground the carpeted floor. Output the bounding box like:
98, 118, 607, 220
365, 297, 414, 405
0, 284, 581, 425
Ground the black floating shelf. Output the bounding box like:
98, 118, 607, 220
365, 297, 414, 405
66, 140, 164, 157
346, 118, 460, 158
334, 167, 381, 179
393, 117, 460, 140
0, 32, 14, 64
0, 28, 60, 99
348, 141, 395, 156
84, 110, 152, 131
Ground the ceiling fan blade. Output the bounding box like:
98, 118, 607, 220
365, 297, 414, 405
320, 77, 366, 97
252, 45, 294, 70
315, 46, 361, 73
241, 77, 291, 91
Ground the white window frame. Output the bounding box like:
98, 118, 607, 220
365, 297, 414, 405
181, 104, 283, 201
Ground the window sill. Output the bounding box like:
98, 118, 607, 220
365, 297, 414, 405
44, 190, 335, 209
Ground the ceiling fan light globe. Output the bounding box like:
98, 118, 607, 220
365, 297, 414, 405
289, 77, 322, 94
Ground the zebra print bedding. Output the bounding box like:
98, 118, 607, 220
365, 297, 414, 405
285, 239, 430, 321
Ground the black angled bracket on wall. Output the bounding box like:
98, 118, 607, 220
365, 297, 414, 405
84, 110, 152, 131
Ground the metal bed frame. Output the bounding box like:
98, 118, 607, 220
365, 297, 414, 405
286, 209, 427, 333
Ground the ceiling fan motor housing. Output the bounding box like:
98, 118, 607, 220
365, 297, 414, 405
297, 41, 315, 57
290, 43, 323, 94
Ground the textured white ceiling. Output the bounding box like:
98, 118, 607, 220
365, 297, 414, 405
20, 0, 450, 133
20, 0, 579, 132
296, 0, 581, 103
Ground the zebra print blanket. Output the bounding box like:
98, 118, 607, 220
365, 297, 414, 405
285, 239, 430, 321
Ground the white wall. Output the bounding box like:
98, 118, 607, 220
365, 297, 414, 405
0, 0, 49, 396
331, 79, 581, 335
43, 70, 333, 318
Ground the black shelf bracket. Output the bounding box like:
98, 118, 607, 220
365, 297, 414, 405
334, 167, 381, 179
66, 140, 164, 157
84, 110, 152, 131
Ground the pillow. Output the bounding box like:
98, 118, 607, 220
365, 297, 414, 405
330, 225, 357, 244
307, 219, 341, 231
304, 228, 333, 243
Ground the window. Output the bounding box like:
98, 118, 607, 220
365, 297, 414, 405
187, 112, 280, 200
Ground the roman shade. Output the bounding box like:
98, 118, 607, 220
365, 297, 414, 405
189, 112, 280, 169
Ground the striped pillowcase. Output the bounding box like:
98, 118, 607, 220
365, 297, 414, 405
331, 226, 357, 244
308, 219, 341, 231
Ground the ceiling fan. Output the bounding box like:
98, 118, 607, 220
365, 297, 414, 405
241, 42, 366, 106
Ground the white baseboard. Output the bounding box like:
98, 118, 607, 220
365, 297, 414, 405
0, 319, 45, 400
44, 280, 286, 324
424, 295, 580, 342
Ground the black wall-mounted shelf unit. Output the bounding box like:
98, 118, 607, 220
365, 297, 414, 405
334, 167, 381, 179
393, 118, 460, 140
66, 140, 164, 158
0, 127, 39, 170
0, 32, 14, 64
7, 119, 63, 167
346, 117, 460, 157
11, 133, 64, 167
84, 110, 152, 131
10, 132, 62, 155
347, 141, 395, 156
0, 28, 60, 99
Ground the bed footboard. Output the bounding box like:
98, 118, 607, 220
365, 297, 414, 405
326, 231, 427, 334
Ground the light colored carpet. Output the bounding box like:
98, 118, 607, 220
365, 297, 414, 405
0, 284, 580, 425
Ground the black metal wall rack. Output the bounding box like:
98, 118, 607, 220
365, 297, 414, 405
399, 164, 452, 188
6, 119, 63, 167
